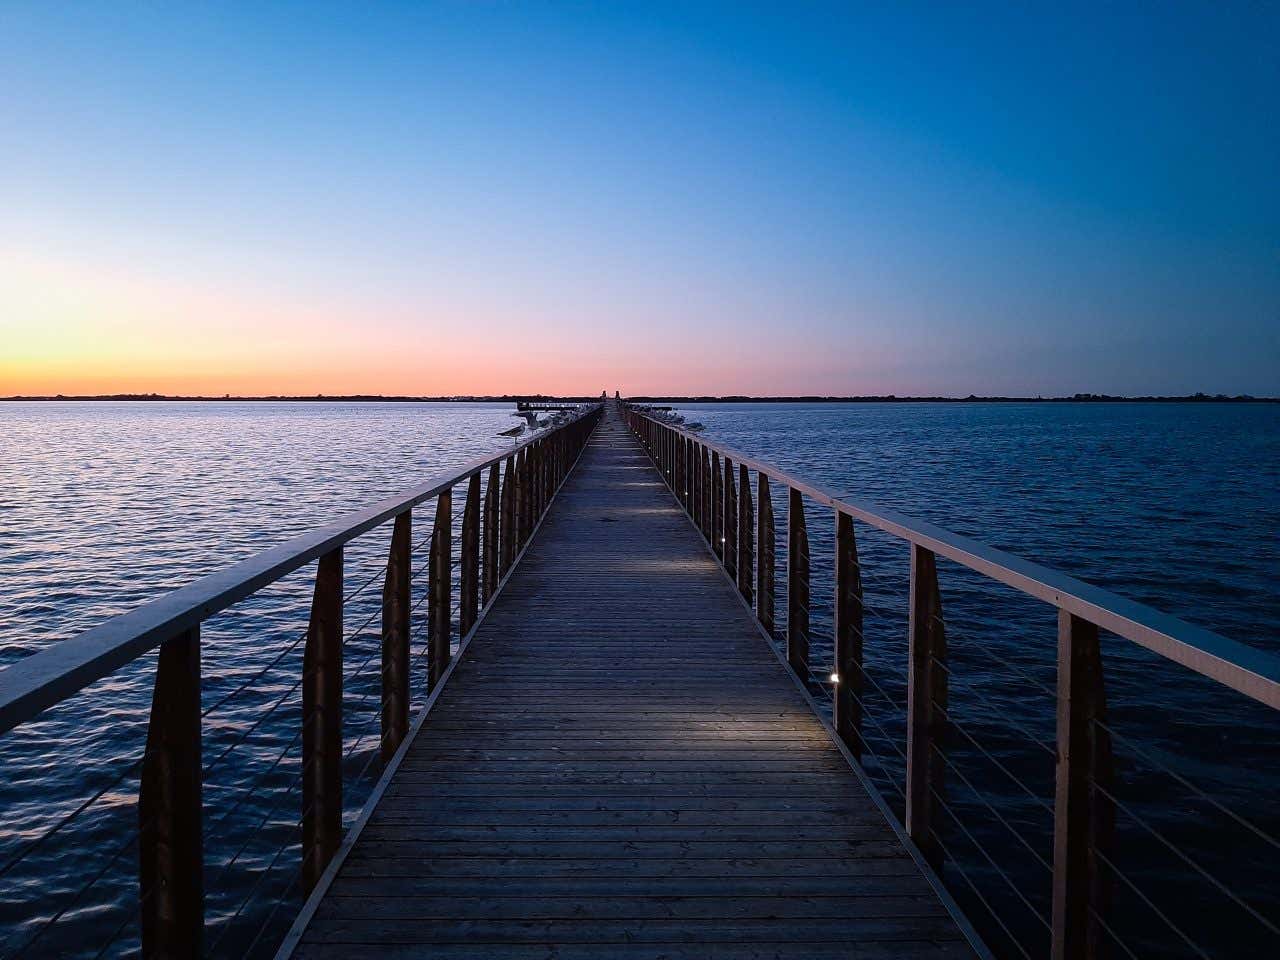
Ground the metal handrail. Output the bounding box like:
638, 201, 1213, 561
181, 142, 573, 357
0, 404, 601, 735
627, 408, 1280, 709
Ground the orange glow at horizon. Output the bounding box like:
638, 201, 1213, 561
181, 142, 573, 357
1, 246, 885, 398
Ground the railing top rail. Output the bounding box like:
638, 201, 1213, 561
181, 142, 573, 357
0, 405, 601, 735
627, 406, 1280, 710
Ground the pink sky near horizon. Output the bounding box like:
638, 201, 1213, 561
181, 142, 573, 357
1, 246, 911, 398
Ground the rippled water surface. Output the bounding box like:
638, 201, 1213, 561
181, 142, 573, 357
1, 400, 1278, 958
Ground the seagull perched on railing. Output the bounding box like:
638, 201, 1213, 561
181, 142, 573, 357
513, 410, 548, 429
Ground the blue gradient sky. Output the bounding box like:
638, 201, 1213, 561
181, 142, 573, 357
2, 2, 1277, 396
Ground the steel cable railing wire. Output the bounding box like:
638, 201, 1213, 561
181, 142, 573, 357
90, 882, 155, 960
931, 612, 1056, 699
927, 655, 1057, 761
242, 864, 304, 958
930, 826, 1036, 960
932, 700, 1053, 816
1092, 846, 1213, 960
1089, 777, 1280, 937
768, 493, 1274, 957
207, 797, 310, 958
1093, 716, 1280, 856
5, 814, 155, 959
1087, 905, 1143, 960
4, 614, 312, 956
927, 782, 1052, 937
927, 741, 1053, 875
207, 723, 305, 834
205, 717, 315, 898
0, 746, 147, 883
202, 629, 308, 720
342, 557, 391, 607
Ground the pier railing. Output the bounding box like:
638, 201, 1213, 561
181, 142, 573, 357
625, 405, 1280, 960
0, 404, 601, 958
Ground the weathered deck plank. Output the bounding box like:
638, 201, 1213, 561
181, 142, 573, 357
289, 405, 974, 959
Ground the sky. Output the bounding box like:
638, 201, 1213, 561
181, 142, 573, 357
1, 2, 1277, 397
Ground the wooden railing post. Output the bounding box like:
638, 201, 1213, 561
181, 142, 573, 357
684, 437, 693, 512
906, 544, 947, 867
723, 458, 738, 580
1051, 611, 1114, 960
518, 448, 531, 548
381, 512, 411, 763
711, 452, 723, 559
692, 443, 703, 532
482, 463, 499, 602
303, 547, 342, 894
738, 462, 753, 603
537, 438, 546, 515
139, 626, 203, 958
460, 473, 481, 635
834, 512, 863, 757
428, 491, 452, 689
757, 473, 775, 632
786, 488, 809, 675
500, 455, 516, 575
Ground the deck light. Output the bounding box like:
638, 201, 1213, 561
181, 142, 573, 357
829, 673, 840, 684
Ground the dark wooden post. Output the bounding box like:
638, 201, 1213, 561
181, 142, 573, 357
482, 463, 499, 602
460, 473, 481, 635
1051, 611, 1114, 960
139, 626, 203, 958
381, 512, 411, 763
757, 473, 775, 633
723, 458, 738, 579
500, 456, 516, 575
303, 547, 342, 894
428, 491, 452, 689
737, 462, 754, 603
786, 488, 809, 675
536, 439, 545, 518
834, 512, 863, 757
535, 440, 545, 516
711, 452, 723, 559
906, 544, 947, 867
518, 448, 531, 548
685, 438, 694, 512
702, 447, 712, 539
692, 443, 703, 531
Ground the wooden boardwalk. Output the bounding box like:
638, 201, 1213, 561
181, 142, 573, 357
287, 404, 975, 959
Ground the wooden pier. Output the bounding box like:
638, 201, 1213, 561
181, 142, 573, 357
3, 398, 1277, 959
281, 403, 975, 958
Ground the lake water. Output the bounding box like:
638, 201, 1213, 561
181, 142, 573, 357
1, 400, 1277, 958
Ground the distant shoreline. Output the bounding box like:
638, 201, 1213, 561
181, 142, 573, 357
2, 392, 1275, 404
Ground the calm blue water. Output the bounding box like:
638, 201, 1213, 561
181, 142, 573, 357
1, 400, 1277, 958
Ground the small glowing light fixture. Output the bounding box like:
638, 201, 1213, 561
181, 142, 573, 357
720, 536, 726, 543
829, 672, 841, 684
